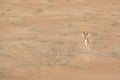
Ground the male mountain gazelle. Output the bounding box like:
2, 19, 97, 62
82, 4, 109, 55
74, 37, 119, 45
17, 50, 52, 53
83, 32, 90, 51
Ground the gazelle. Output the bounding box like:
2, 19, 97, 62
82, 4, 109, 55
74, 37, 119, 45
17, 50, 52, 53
83, 32, 90, 51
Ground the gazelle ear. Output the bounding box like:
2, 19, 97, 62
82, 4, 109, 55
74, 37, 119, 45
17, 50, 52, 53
83, 32, 88, 36
82, 32, 87, 38
86, 32, 89, 36
87, 32, 90, 38
82, 32, 90, 38
83, 32, 86, 35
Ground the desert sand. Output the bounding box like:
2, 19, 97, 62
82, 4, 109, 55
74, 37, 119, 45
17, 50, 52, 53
0, 0, 120, 80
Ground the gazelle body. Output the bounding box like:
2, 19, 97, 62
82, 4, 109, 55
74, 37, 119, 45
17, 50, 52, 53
83, 32, 90, 51
84, 38, 89, 48
84, 38, 90, 51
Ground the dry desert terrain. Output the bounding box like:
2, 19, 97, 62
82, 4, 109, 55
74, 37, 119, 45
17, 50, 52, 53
0, 0, 120, 80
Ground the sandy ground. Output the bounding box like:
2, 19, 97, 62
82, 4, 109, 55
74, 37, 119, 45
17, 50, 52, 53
0, 0, 120, 80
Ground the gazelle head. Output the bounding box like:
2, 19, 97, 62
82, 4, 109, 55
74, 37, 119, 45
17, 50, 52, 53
83, 32, 89, 39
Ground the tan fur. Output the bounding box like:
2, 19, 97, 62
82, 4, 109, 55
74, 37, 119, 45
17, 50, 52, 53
83, 32, 90, 51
